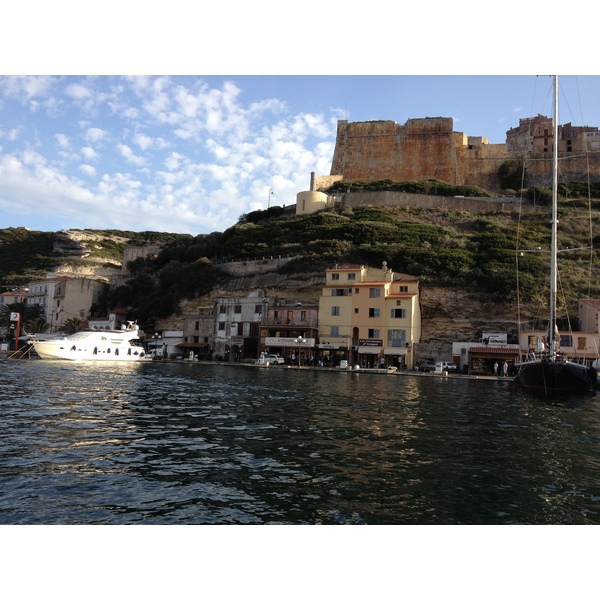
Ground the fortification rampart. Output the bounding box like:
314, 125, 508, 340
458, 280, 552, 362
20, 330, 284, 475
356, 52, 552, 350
330, 118, 600, 192
214, 255, 295, 277
338, 191, 545, 214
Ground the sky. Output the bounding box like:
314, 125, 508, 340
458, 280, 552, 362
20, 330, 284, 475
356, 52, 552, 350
1, 4, 599, 239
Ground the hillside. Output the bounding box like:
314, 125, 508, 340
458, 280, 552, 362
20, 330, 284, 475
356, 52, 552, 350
2, 197, 599, 350
0, 227, 189, 285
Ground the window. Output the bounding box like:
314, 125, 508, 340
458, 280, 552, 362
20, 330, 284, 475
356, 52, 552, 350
388, 329, 406, 347
331, 326, 339, 337
369, 288, 381, 298
195, 321, 200, 330
331, 273, 340, 280
560, 334, 573, 348
219, 305, 227, 314
300, 310, 306, 320
577, 337, 586, 350
332, 288, 351, 296
331, 306, 340, 316
368, 329, 380, 339
234, 305, 242, 314
255, 304, 262, 314
390, 308, 406, 318
354, 288, 360, 294
398, 286, 408, 293
369, 308, 380, 318
347, 273, 356, 280
354, 308, 359, 314
218, 322, 226, 330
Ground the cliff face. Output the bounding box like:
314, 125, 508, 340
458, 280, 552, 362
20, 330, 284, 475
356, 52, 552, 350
51, 230, 126, 281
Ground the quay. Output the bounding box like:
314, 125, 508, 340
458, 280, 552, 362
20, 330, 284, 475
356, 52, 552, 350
1, 351, 513, 383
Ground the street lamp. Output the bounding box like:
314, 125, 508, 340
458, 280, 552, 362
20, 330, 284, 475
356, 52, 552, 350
153, 332, 161, 358
293, 335, 306, 367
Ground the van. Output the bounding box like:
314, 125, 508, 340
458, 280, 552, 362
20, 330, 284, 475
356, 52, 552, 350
416, 359, 436, 372
442, 361, 458, 373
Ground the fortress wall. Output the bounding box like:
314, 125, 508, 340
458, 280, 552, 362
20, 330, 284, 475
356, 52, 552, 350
339, 191, 545, 214
330, 118, 600, 192
456, 143, 508, 189
524, 152, 600, 187
331, 119, 459, 184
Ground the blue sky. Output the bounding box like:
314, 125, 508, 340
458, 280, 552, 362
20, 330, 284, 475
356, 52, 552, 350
1, 4, 598, 236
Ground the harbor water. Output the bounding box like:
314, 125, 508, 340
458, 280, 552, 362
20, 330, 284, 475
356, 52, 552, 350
2, 358, 600, 525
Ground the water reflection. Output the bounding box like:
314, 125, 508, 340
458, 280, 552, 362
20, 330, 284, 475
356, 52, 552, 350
1, 359, 599, 524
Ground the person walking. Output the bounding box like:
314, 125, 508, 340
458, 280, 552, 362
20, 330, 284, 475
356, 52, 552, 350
503, 361, 509, 377
493, 361, 499, 376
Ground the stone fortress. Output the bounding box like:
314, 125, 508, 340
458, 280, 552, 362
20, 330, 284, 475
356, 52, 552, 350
295, 115, 600, 215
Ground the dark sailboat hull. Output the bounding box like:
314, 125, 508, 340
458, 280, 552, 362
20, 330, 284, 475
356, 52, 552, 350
514, 360, 596, 396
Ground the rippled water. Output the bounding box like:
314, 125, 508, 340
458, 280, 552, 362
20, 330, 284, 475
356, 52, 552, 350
2, 358, 600, 524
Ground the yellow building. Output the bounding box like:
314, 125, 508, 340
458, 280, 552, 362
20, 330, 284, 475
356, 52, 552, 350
318, 263, 421, 369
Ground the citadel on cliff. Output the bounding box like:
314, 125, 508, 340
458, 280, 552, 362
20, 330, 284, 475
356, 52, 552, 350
296, 115, 600, 215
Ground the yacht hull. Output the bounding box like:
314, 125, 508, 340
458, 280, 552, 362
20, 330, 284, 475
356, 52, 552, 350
514, 360, 596, 395
29, 329, 145, 362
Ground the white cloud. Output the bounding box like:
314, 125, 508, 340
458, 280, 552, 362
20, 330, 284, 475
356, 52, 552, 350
0, 128, 19, 141
134, 133, 154, 150
0, 75, 57, 100
0, 75, 338, 234
79, 164, 96, 177
81, 146, 99, 161
66, 82, 93, 100
117, 144, 147, 167
55, 133, 70, 149
85, 127, 109, 143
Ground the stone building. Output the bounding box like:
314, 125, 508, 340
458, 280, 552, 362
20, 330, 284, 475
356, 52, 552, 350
180, 305, 214, 359
213, 290, 268, 361
51, 277, 107, 332
258, 299, 319, 365
26, 276, 72, 327
0, 288, 28, 308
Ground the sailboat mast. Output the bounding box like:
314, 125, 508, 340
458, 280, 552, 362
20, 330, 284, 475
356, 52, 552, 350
549, 75, 559, 358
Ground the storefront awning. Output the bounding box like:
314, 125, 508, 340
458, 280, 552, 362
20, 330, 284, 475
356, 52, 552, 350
358, 347, 381, 354
384, 348, 407, 355
469, 347, 519, 355
179, 343, 209, 348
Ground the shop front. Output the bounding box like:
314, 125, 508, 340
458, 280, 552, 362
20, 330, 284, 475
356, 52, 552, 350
467, 346, 520, 376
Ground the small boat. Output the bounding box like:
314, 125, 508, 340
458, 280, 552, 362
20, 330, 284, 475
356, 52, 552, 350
513, 76, 596, 396
28, 322, 145, 361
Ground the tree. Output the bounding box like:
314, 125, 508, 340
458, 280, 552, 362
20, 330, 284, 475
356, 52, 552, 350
60, 317, 87, 335
26, 318, 50, 334
498, 160, 525, 191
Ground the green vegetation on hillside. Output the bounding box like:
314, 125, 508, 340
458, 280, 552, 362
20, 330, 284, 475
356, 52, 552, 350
326, 178, 492, 198
104, 201, 600, 327
0, 228, 59, 286
2, 193, 599, 330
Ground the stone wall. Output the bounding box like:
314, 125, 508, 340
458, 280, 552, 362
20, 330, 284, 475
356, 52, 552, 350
214, 256, 295, 277
338, 191, 545, 214
330, 118, 600, 193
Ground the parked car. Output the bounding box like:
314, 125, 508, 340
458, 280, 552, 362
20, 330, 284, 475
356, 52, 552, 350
442, 361, 458, 373
264, 354, 285, 365
416, 359, 436, 372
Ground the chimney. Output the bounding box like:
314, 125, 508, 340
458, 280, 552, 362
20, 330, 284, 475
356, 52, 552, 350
310, 172, 315, 192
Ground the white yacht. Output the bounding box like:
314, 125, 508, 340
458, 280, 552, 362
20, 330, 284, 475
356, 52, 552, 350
28, 322, 145, 361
